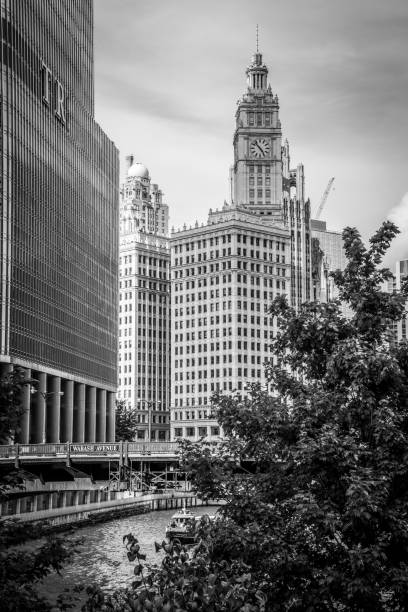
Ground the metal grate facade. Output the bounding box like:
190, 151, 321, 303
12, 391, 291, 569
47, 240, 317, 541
0, 0, 118, 388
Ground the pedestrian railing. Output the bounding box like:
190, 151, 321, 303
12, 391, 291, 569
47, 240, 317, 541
0, 441, 179, 462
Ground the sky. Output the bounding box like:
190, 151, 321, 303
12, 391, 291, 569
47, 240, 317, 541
93, 0, 408, 265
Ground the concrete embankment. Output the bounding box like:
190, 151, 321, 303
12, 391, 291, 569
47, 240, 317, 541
2, 492, 213, 534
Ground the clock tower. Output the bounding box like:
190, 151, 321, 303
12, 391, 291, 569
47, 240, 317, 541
232, 50, 283, 220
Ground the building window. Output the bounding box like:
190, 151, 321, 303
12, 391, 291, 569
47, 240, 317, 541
186, 427, 195, 437
210, 426, 220, 436
198, 426, 207, 437
174, 428, 182, 437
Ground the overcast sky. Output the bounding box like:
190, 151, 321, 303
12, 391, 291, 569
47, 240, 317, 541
94, 0, 408, 264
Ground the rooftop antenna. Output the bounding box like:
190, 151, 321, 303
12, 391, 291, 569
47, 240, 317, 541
256, 24, 259, 52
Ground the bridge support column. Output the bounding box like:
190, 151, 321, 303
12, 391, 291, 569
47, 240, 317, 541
31, 372, 47, 443
61, 380, 74, 442
73, 383, 85, 442
85, 386, 96, 442
0, 362, 13, 376
46, 376, 61, 443
106, 392, 115, 442
17, 368, 31, 444
96, 389, 107, 442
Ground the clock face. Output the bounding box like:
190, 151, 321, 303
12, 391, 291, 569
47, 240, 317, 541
250, 138, 271, 158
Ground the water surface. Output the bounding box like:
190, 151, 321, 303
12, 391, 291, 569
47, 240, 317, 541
39, 505, 219, 608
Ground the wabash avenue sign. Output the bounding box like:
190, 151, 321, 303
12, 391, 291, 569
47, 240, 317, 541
41, 61, 66, 125
70, 444, 120, 454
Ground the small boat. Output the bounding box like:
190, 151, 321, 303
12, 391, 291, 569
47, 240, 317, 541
165, 507, 216, 543
165, 507, 197, 543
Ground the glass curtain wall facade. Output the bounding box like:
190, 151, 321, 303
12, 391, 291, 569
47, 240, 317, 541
0, 0, 119, 443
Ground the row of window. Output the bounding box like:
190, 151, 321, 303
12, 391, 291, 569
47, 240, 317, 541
247, 113, 273, 128
174, 250, 232, 266
172, 234, 288, 254
120, 255, 169, 267
173, 410, 212, 420
174, 354, 261, 368
120, 267, 168, 280
175, 262, 286, 281
135, 430, 168, 441
174, 313, 275, 328
249, 176, 271, 186
173, 286, 234, 297
173, 249, 285, 267
174, 371, 262, 395
173, 235, 232, 254
120, 377, 167, 386
248, 165, 272, 175
174, 302, 232, 316
175, 368, 233, 381
174, 341, 269, 356
174, 327, 273, 342
173, 379, 264, 406
174, 426, 220, 438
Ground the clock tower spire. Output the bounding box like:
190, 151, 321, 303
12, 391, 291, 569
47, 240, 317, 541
232, 48, 283, 220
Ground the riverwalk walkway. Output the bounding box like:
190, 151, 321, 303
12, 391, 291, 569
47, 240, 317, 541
2, 491, 206, 529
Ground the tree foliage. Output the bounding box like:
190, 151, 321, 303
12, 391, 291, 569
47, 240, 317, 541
115, 399, 139, 442
0, 369, 76, 611
0, 366, 35, 444
84, 221, 408, 611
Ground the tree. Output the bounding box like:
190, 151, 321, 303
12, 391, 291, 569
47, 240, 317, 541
0, 366, 34, 444
86, 222, 408, 611
0, 368, 76, 611
115, 399, 139, 442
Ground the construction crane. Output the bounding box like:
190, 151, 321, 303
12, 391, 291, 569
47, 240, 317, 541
315, 177, 335, 220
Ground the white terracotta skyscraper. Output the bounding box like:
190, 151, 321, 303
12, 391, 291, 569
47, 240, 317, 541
170, 46, 313, 442
118, 158, 171, 441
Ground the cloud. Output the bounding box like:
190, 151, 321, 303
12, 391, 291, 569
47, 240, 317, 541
388, 193, 408, 232
93, 0, 408, 242
386, 193, 408, 265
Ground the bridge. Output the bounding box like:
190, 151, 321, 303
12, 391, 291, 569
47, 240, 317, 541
0, 441, 179, 467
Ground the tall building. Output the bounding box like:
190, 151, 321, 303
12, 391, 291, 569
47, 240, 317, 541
311, 220, 346, 303
384, 259, 408, 344
232, 51, 312, 308
170, 47, 313, 441
118, 157, 171, 441
170, 205, 289, 442
0, 1, 118, 443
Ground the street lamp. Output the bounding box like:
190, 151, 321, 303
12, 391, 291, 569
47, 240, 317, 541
137, 399, 161, 442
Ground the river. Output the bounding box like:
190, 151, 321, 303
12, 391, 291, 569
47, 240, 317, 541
38, 505, 219, 609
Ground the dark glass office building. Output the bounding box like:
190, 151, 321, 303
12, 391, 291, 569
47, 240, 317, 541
0, 0, 119, 443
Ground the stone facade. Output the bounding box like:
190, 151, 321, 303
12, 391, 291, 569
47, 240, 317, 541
118, 160, 171, 441
170, 205, 290, 442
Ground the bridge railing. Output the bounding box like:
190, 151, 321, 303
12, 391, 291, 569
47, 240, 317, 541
0, 441, 179, 460
0, 445, 16, 458
127, 442, 178, 455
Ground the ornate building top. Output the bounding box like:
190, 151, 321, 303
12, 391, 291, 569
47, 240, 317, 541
120, 154, 169, 239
